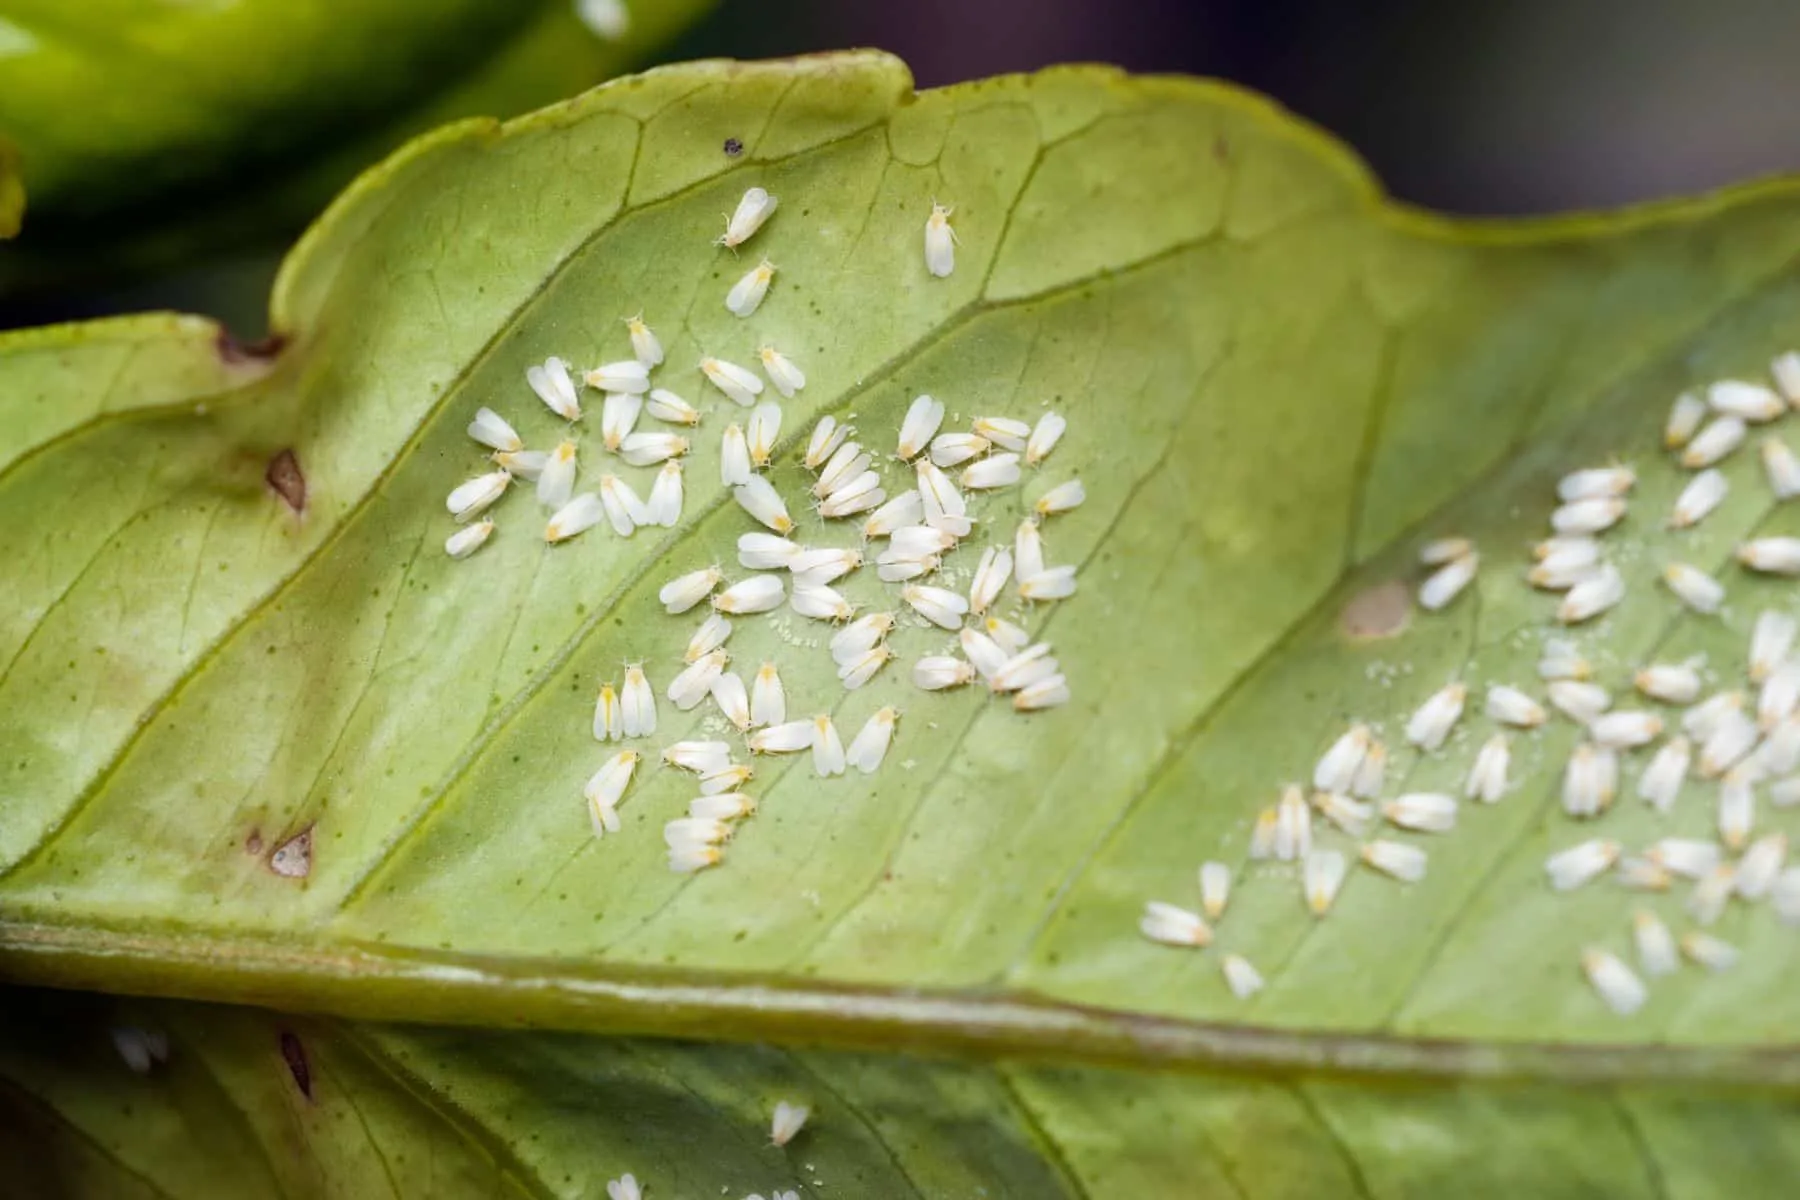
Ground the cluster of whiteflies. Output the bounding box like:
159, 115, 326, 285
1144, 354, 1800, 1009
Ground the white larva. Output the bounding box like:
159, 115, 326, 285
1034, 478, 1087, 518
718, 186, 778, 249
806, 415, 851, 470
1636, 736, 1690, 812
1274, 785, 1313, 862
1562, 742, 1616, 818
810, 715, 847, 777
1533, 535, 1599, 566
1026, 412, 1066, 465
1248, 808, 1279, 860
790, 546, 863, 585
624, 313, 663, 366
1466, 733, 1510, 803
1419, 553, 1479, 610
1557, 564, 1625, 624
1663, 562, 1724, 614
738, 531, 801, 570
665, 816, 732, 848
889, 525, 957, 558
1669, 468, 1727, 528
913, 655, 977, 690
769, 1097, 810, 1147
924, 200, 957, 277
847, 706, 899, 774
1718, 771, 1755, 849
990, 644, 1060, 694
645, 461, 683, 527
1544, 838, 1620, 891
733, 476, 794, 534
1699, 709, 1759, 777
1775, 351, 1800, 404
917, 460, 972, 537
1764, 436, 1800, 499
960, 453, 1024, 491
1013, 673, 1071, 712
1404, 682, 1466, 751
526, 356, 581, 420
615, 432, 683, 470
903, 583, 969, 630
1633, 662, 1702, 705
1580, 948, 1646, 1016
1647, 837, 1722, 880
929, 432, 990, 468
1681, 414, 1747, 468
1529, 558, 1600, 592
1738, 536, 1800, 575
606, 1173, 643, 1200
818, 472, 887, 518
584, 750, 640, 836
698, 763, 753, 795
667, 650, 729, 711
1680, 932, 1740, 972
1019, 565, 1078, 603
1774, 868, 1800, 924
714, 574, 785, 616
1633, 910, 1679, 977
700, 356, 764, 407
985, 615, 1031, 654
1313, 790, 1374, 835
1421, 536, 1475, 564
897, 395, 946, 461
875, 550, 939, 584
1688, 863, 1737, 925
662, 740, 733, 775
967, 546, 1015, 617
1381, 792, 1458, 834
1538, 637, 1592, 681
535, 441, 578, 509
445, 519, 495, 559
711, 671, 752, 732
621, 665, 656, 737
1351, 740, 1387, 799
1304, 849, 1348, 916
758, 345, 805, 398
813, 441, 869, 499
749, 662, 786, 728
685, 612, 733, 663
831, 611, 896, 664
1485, 684, 1546, 728
725, 259, 776, 317
467, 407, 523, 453
1548, 679, 1611, 723
746, 402, 783, 468
1557, 465, 1636, 501
593, 684, 622, 742
598, 475, 643, 536
1760, 659, 1800, 729
1736, 831, 1788, 899
1665, 390, 1707, 448
584, 360, 650, 395
689, 792, 757, 821
864, 491, 925, 540
1589, 710, 1664, 749
601, 391, 643, 452
792, 581, 853, 622
1752, 610, 1798, 681
1550, 497, 1625, 536
1751, 716, 1800, 778
1684, 690, 1745, 740
666, 843, 722, 874
492, 448, 548, 479
447, 469, 511, 522
970, 416, 1030, 453
1707, 379, 1784, 422
1139, 900, 1212, 947
1775, 774, 1800, 807
1616, 857, 1670, 891
1360, 839, 1426, 882
1198, 861, 1232, 920
1221, 954, 1264, 1000
1313, 724, 1372, 794
544, 493, 605, 543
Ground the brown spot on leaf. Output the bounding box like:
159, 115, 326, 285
1340, 580, 1413, 640
244, 830, 263, 856
266, 450, 306, 513
279, 1030, 312, 1100
216, 330, 287, 364
268, 826, 312, 878
1213, 135, 1231, 164
723, 136, 744, 157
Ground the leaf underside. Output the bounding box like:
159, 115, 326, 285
4, 50, 1800, 1109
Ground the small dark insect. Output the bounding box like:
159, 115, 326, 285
266, 449, 306, 513
723, 137, 743, 157
279, 1030, 312, 1100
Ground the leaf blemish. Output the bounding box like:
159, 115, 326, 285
278, 1030, 312, 1101
1339, 580, 1411, 640
215, 329, 287, 364
268, 826, 312, 878
265, 449, 306, 513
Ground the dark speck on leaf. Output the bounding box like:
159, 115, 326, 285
723, 137, 743, 157
216, 329, 286, 364
280, 1030, 312, 1100
266, 450, 306, 513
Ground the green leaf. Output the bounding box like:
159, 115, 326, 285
3, 50, 1800, 1090
6, 991, 1800, 1197
0, 132, 21, 238
0, 0, 710, 285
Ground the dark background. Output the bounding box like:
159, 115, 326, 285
13, 0, 1800, 332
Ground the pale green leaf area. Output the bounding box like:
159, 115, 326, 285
5, 51, 1800, 1089
0, 0, 706, 223
4, 992, 1799, 1199
0, 132, 22, 238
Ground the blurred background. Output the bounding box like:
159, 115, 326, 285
6, 0, 1800, 335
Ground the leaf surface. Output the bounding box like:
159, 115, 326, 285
2, 52, 1800, 1087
